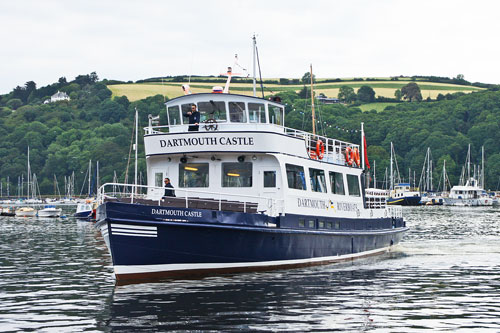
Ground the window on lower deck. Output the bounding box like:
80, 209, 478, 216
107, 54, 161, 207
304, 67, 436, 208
155, 173, 163, 188
309, 168, 327, 193
222, 162, 252, 187
179, 163, 209, 187
264, 171, 276, 188
347, 174, 361, 197
329, 171, 345, 195
285, 164, 306, 190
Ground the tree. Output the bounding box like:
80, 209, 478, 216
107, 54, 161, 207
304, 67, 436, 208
357, 85, 375, 103
338, 86, 356, 103
401, 82, 422, 102
301, 72, 315, 84
6, 98, 23, 110
394, 89, 402, 101
298, 86, 312, 99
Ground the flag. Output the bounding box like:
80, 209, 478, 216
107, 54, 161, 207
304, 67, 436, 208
363, 136, 370, 169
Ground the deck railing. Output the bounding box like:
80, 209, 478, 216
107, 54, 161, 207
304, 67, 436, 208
144, 122, 360, 167
97, 182, 285, 217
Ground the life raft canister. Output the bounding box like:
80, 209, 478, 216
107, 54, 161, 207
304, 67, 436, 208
316, 140, 325, 160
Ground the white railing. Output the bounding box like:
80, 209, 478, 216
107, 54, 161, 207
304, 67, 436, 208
387, 205, 403, 218
97, 183, 285, 217
144, 122, 360, 167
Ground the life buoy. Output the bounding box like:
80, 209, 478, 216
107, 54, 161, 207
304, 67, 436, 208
353, 148, 361, 166
316, 140, 325, 160
345, 147, 354, 166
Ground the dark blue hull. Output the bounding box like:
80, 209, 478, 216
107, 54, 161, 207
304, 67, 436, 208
96, 202, 407, 282
74, 210, 92, 219
387, 196, 421, 206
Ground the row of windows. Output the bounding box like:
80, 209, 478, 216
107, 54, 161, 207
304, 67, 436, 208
298, 218, 341, 230
167, 101, 284, 126
285, 163, 361, 197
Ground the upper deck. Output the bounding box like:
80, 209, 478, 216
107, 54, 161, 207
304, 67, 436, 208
144, 93, 360, 167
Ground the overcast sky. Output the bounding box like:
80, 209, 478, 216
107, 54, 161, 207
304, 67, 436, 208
1, 0, 499, 94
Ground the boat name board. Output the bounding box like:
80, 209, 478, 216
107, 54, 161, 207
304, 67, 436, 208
159, 136, 255, 148
144, 132, 308, 157
151, 208, 203, 218
297, 197, 359, 212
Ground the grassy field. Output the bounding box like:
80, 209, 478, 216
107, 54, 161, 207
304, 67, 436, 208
108, 80, 484, 102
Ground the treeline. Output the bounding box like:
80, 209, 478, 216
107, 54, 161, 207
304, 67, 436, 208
278, 90, 500, 190
0, 74, 165, 196
0, 74, 499, 195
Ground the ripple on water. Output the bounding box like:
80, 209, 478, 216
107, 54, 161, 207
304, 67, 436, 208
0, 206, 500, 331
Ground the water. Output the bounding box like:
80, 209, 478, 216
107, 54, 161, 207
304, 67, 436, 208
1, 206, 499, 332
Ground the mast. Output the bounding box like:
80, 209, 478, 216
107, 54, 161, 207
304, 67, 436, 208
481, 145, 485, 189
443, 160, 447, 192
373, 160, 376, 188
361, 123, 365, 170
88, 159, 92, 196
252, 35, 257, 97
310, 64, 316, 135
27, 146, 30, 199
467, 144, 471, 182
132, 108, 139, 203
7, 176, 9, 197
390, 142, 394, 190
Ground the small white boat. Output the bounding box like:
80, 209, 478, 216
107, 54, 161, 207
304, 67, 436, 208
15, 207, 37, 217
38, 205, 62, 217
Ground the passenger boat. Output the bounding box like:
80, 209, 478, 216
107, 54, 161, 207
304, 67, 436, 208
387, 183, 421, 206
37, 205, 62, 217
95, 88, 407, 282
443, 145, 492, 206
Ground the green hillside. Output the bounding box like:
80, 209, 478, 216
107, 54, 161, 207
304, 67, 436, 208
0, 73, 499, 195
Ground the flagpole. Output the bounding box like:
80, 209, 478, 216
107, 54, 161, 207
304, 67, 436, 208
361, 122, 365, 170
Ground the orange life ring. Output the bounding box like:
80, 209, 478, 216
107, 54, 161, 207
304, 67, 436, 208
353, 148, 361, 166
316, 140, 325, 160
345, 147, 354, 166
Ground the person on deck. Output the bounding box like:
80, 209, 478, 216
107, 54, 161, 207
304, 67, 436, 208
184, 104, 200, 131
163, 178, 175, 197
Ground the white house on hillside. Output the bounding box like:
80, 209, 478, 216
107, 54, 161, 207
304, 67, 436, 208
43, 91, 70, 104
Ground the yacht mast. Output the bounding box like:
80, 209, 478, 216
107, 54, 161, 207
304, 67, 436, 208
310, 64, 316, 135
252, 35, 257, 97
390, 142, 394, 190
467, 144, 471, 182
481, 145, 485, 189
27, 146, 30, 199
88, 159, 92, 196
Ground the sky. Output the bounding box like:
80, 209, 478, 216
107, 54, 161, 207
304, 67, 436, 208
1, 0, 500, 94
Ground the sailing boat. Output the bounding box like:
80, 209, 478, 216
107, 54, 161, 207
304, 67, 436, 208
15, 147, 37, 217
443, 145, 492, 206
386, 143, 421, 206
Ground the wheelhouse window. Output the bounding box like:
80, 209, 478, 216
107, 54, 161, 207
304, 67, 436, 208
268, 105, 284, 125
264, 171, 276, 188
167, 105, 181, 125
248, 103, 266, 123
286, 164, 306, 190
198, 101, 227, 122
329, 171, 345, 195
346, 174, 361, 197
309, 168, 327, 193
179, 163, 209, 187
222, 162, 252, 187
181, 104, 194, 124
228, 102, 247, 123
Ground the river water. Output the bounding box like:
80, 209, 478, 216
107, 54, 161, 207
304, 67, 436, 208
0, 206, 499, 332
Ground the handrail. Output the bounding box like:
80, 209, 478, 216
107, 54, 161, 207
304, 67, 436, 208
97, 182, 285, 216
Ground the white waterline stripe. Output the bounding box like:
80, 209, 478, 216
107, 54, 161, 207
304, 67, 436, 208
111, 223, 157, 231
111, 228, 157, 235
114, 247, 389, 275
112, 232, 157, 238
